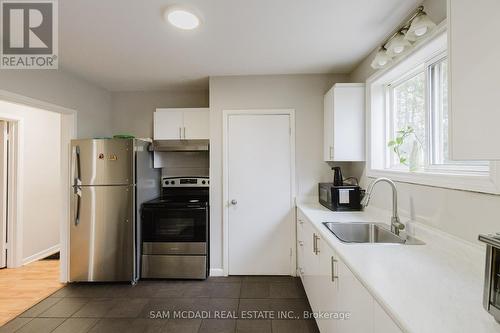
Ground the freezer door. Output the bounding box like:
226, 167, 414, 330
70, 185, 133, 282
71, 139, 133, 186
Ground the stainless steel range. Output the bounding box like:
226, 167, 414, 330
479, 233, 500, 322
140, 177, 209, 279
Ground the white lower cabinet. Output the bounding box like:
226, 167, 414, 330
300, 216, 320, 311
373, 301, 402, 333
317, 243, 338, 332
297, 209, 402, 333
336, 258, 373, 332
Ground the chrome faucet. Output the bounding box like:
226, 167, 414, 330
360, 177, 405, 236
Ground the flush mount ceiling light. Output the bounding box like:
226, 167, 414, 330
371, 48, 393, 69
385, 31, 412, 57
164, 6, 200, 30
370, 6, 436, 69
405, 11, 437, 41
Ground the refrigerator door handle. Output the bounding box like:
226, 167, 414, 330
74, 145, 82, 187
73, 146, 82, 187
73, 186, 81, 226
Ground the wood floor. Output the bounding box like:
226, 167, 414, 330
0, 260, 63, 326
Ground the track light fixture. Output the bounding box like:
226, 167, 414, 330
370, 6, 436, 69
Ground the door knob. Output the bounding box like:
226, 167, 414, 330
230, 199, 237, 205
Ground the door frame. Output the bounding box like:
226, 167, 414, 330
222, 109, 296, 276
0, 90, 76, 283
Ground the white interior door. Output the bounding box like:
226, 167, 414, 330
0, 121, 8, 268
227, 113, 293, 275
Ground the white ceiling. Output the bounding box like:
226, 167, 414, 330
59, 0, 421, 91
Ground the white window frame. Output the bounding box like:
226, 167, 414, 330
366, 23, 500, 194
385, 65, 425, 170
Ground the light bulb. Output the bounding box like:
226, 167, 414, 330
414, 26, 428, 36
393, 46, 405, 54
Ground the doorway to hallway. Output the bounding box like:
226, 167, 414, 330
0, 254, 62, 325
0, 120, 8, 269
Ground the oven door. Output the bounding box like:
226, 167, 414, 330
142, 206, 208, 244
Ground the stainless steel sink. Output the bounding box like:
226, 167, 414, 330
323, 222, 425, 245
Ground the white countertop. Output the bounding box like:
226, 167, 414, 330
297, 202, 500, 333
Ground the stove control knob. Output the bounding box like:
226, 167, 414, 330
202, 180, 206, 185
164, 181, 169, 185
171, 180, 175, 185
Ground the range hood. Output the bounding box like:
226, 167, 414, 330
150, 139, 209, 152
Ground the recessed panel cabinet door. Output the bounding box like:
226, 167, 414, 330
448, 0, 500, 159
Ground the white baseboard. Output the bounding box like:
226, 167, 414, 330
22, 244, 60, 266
209, 268, 225, 277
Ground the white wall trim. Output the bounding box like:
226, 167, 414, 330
0, 117, 24, 270
0, 89, 76, 115
209, 268, 225, 277
22, 244, 60, 266
222, 109, 297, 277
0, 89, 77, 282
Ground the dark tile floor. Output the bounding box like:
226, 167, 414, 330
0, 276, 319, 333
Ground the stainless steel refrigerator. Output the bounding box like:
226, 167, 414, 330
70, 139, 160, 283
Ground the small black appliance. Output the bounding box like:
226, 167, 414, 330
319, 167, 364, 211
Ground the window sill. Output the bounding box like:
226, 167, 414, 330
367, 167, 500, 194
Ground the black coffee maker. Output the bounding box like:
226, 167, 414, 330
318, 167, 364, 211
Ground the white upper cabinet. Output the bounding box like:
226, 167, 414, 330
154, 108, 209, 140
324, 83, 365, 161
154, 109, 184, 140
183, 109, 210, 140
448, 0, 500, 160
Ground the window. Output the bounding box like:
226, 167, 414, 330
385, 53, 488, 174
367, 29, 499, 194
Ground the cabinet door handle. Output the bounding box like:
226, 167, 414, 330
312, 233, 316, 254
183, 127, 186, 139
298, 218, 304, 225
298, 241, 304, 246
179, 127, 182, 139
331, 257, 338, 282
329, 146, 334, 160
314, 234, 320, 254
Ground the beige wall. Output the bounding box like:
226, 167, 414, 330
209, 74, 349, 271
110, 90, 209, 138
0, 100, 61, 263
346, 0, 500, 245
0, 70, 111, 138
